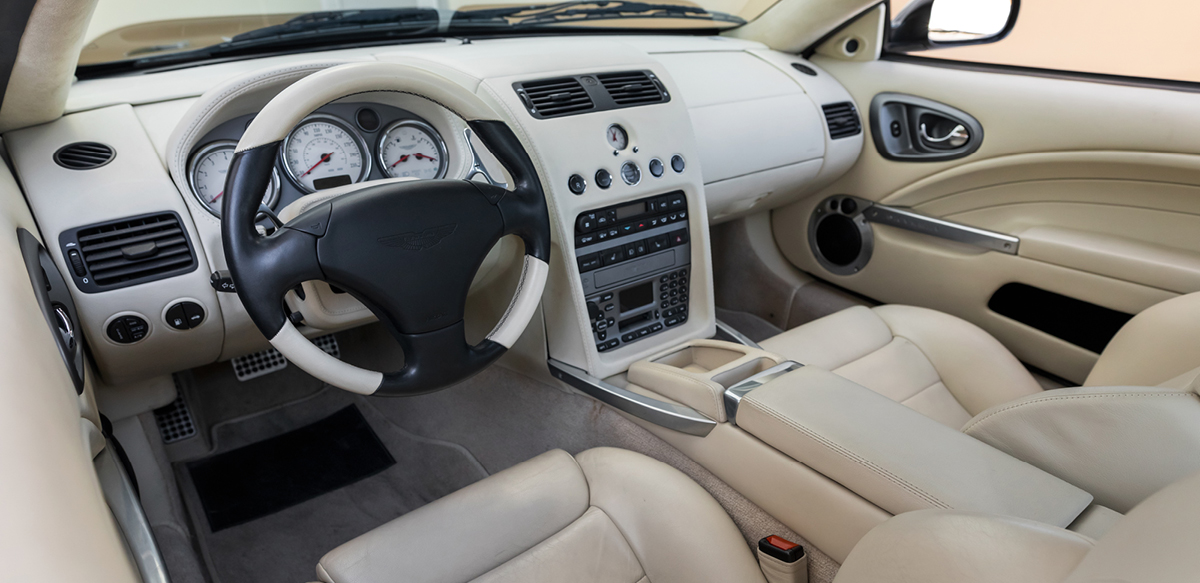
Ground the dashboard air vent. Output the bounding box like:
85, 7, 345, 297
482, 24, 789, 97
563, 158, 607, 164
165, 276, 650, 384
515, 77, 595, 119
53, 142, 115, 170
597, 71, 667, 107
61, 212, 197, 293
822, 102, 862, 139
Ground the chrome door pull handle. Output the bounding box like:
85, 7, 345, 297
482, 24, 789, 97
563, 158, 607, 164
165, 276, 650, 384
919, 123, 970, 148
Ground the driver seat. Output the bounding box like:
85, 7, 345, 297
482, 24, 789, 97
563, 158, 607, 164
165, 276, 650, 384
315, 447, 768, 583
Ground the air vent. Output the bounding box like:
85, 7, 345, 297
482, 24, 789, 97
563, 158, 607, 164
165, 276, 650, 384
822, 102, 862, 139
514, 70, 670, 119
60, 212, 197, 293
597, 71, 668, 107
515, 77, 595, 119
53, 142, 115, 170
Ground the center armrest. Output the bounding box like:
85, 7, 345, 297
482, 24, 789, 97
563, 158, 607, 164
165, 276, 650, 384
735, 366, 1094, 527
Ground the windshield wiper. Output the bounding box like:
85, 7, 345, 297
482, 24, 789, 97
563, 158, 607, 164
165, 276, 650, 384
451, 1, 745, 29
85, 9, 441, 71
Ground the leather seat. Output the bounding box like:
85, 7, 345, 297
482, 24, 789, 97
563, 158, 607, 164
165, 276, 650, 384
760, 292, 1200, 430
759, 304, 1044, 429
833, 468, 1200, 583
759, 294, 1200, 513
315, 447, 768, 583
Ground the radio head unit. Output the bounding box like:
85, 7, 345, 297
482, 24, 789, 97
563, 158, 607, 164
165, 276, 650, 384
574, 191, 690, 353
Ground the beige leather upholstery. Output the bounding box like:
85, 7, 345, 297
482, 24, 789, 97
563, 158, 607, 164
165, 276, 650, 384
316, 448, 766, 583
833, 510, 1095, 583
736, 366, 1093, 525
964, 384, 1200, 513
1085, 291, 1200, 387
759, 305, 1043, 428
835, 469, 1200, 583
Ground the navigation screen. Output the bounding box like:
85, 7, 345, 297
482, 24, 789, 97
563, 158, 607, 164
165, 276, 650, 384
619, 281, 653, 312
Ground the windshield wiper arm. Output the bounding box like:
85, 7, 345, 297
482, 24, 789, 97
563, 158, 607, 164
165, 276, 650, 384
118, 9, 441, 68
452, 1, 744, 28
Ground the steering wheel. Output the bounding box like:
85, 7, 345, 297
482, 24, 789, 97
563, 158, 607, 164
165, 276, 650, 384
222, 62, 550, 396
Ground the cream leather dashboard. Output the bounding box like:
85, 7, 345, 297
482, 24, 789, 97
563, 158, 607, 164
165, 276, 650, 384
3, 35, 859, 386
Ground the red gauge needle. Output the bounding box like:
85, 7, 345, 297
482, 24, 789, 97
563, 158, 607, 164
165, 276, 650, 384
299, 153, 332, 178
212, 191, 223, 202
390, 153, 437, 168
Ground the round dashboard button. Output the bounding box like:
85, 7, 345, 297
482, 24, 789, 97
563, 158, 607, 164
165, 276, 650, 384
649, 158, 664, 177
670, 154, 686, 173
595, 169, 612, 189
568, 174, 587, 195
620, 162, 641, 186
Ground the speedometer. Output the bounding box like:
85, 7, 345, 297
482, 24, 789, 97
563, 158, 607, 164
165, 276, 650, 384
281, 115, 370, 193
187, 141, 279, 218
378, 120, 448, 180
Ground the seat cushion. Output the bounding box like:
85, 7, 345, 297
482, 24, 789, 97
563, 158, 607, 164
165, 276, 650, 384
760, 305, 1042, 429
316, 448, 766, 583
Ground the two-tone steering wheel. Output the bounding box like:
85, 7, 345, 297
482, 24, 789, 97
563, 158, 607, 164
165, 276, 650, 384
222, 62, 550, 396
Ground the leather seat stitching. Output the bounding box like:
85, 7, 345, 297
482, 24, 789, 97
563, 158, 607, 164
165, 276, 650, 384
962, 392, 1196, 433
742, 398, 950, 509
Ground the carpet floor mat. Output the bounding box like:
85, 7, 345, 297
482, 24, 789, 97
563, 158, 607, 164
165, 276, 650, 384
176, 388, 487, 583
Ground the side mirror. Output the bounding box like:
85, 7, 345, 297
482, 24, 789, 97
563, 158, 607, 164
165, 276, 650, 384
888, 0, 1019, 52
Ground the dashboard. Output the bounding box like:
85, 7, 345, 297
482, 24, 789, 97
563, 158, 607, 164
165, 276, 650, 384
3, 35, 861, 389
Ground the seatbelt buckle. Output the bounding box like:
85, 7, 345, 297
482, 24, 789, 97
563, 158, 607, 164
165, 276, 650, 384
757, 535, 807, 583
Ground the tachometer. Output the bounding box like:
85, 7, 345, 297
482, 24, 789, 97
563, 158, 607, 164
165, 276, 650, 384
281, 115, 370, 192
188, 141, 280, 218
378, 120, 448, 180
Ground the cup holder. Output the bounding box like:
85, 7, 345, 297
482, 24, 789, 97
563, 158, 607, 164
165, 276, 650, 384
808, 195, 873, 275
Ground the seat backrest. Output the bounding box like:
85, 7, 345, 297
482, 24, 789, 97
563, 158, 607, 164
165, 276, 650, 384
1063, 469, 1200, 583
833, 470, 1200, 583
1086, 291, 1200, 387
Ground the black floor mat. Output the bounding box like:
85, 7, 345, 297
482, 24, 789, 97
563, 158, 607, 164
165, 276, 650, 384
187, 405, 395, 531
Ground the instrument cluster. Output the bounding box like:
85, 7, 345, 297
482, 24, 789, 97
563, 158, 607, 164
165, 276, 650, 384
186, 102, 449, 218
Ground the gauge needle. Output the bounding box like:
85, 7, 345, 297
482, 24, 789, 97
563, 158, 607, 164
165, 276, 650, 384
299, 153, 332, 178
414, 153, 437, 161
389, 154, 411, 168
212, 191, 223, 202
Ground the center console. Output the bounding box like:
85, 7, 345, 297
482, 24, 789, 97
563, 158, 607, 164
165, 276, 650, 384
574, 191, 691, 353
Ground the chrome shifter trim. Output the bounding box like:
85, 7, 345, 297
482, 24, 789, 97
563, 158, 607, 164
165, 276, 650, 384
715, 319, 761, 349
463, 127, 507, 188
548, 358, 715, 436
724, 361, 804, 426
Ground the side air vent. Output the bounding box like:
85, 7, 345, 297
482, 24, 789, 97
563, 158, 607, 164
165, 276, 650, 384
514, 70, 670, 119
822, 102, 862, 139
515, 77, 595, 119
59, 212, 198, 293
597, 71, 668, 107
53, 142, 115, 170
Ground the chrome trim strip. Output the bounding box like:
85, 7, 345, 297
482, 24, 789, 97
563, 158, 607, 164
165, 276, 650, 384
864, 204, 1019, 255
724, 361, 804, 426
715, 319, 761, 349
548, 358, 716, 437
463, 127, 507, 188
96, 446, 170, 583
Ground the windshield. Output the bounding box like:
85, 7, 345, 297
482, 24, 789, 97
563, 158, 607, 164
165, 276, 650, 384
79, 0, 779, 69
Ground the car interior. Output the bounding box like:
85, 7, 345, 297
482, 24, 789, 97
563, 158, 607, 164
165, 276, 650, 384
4, 0, 1200, 582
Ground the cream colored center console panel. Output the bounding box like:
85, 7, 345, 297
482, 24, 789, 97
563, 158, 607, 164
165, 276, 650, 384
607, 339, 1094, 563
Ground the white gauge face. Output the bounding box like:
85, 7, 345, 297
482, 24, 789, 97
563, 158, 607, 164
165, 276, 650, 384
188, 142, 279, 217
282, 117, 368, 192
606, 124, 629, 151
378, 121, 448, 180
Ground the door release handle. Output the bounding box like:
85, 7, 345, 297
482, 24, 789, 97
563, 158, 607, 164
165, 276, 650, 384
919, 123, 970, 148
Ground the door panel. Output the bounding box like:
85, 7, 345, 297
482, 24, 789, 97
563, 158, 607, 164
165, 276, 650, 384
772, 57, 1200, 383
